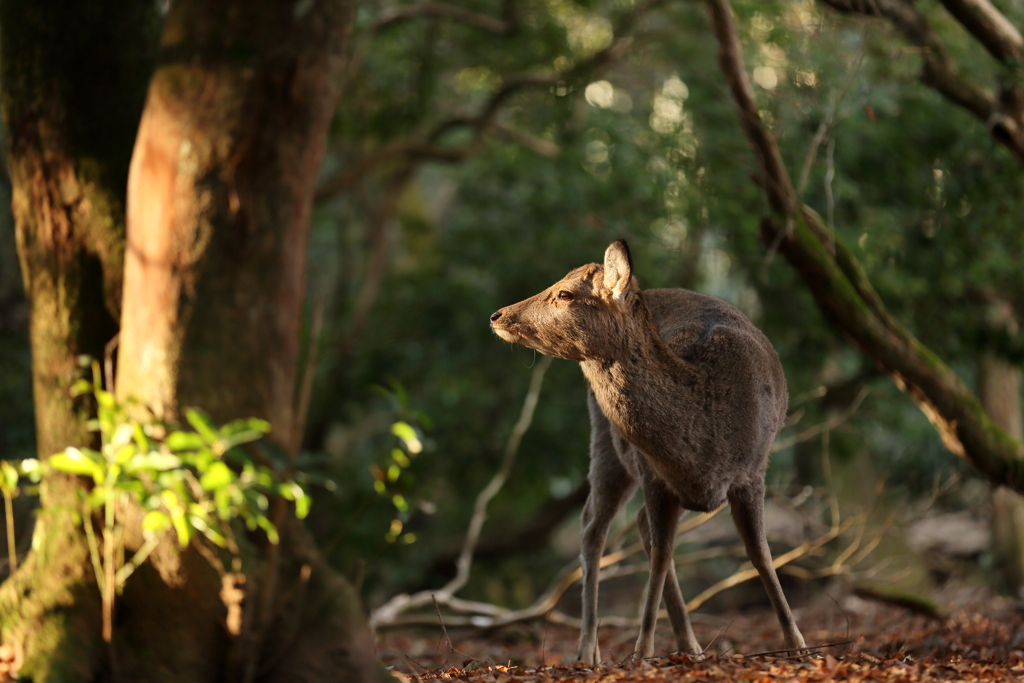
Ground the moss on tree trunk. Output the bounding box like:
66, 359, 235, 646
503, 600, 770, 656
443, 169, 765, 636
0, 1, 159, 679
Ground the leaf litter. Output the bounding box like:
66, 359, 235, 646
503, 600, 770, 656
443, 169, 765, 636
379, 589, 1024, 682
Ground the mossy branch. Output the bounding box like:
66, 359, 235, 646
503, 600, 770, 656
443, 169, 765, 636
706, 0, 1024, 492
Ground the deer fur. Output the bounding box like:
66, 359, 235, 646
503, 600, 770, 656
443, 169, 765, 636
489, 239, 805, 662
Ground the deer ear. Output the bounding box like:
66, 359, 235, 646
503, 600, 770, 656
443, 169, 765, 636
603, 239, 634, 298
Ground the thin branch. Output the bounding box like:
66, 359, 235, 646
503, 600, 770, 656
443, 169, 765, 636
374, 504, 727, 632
684, 512, 865, 613
449, 354, 553, 593
290, 297, 324, 461
772, 386, 869, 453
374, 2, 513, 35
381, 494, 877, 633
491, 124, 561, 158
370, 355, 553, 629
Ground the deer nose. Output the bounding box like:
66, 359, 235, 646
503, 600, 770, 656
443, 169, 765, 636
489, 311, 502, 323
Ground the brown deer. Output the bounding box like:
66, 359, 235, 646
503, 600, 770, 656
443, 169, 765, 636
489, 239, 805, 662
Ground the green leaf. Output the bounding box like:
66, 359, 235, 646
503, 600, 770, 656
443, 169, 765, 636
70, 378, 93, 397
114, 444, 137, 466
278, 482, 311, 519
200, 461, 233, 491
132, 423, 151, 450
391, 422, 423, 454
165, 430, 206, 452
254, 515, 279, 544
142, 510, 172, 538
49, 448, 104, 481
184, 408, 218, 444
391, 448, 410, 468
219, 418, 271, 438
162, 491, 191, 547
87, 486, 107, 510
191, 516, 227, 547
95, 389, 116, 410
171, 513, 191, 547
123, 451, 183, 474
214, 488, 232, 520
110, 423, 135, 450
213, 430, 265, 455
0, 461, 19, 493
295, 492, 311, 519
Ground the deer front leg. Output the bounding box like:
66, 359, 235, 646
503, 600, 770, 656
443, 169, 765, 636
634, 480, 682, 659
727, 483, 806, 650
577, 401, 636, 664
637, 506, 701, 655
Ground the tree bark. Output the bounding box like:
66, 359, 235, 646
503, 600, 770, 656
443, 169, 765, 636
114, 1, 381, 681
978, 351, 1024, 593
0, 2, 159, 680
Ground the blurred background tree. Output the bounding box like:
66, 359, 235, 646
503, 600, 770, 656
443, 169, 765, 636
2, 0, 1024, 677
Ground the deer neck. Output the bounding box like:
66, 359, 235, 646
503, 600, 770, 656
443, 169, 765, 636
578, 297, 693, 454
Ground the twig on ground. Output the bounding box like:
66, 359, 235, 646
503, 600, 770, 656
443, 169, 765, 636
433, 594, 457, 657
541, 608, 552, 666
375, 485, 879, 634
743, 639, 853, 659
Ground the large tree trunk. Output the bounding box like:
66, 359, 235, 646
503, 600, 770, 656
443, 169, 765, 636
114, 1, 381, 681
0, 2, 158, 680
978, 352, 1024, 593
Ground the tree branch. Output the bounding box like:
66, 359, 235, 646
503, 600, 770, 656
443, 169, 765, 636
374, 2, 514, 35
818, 0, 1024, 162
937, 0, 1023, 64
317, 0, 666, 201
707, 0, 1024, 493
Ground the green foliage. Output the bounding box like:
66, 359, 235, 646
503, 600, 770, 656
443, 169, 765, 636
22, 358, 311, 639
368, 378, 432, 544
369, 381, 430, 545
53, 360, 308, 551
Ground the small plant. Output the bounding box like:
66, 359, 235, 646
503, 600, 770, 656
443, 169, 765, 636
45, 358, 310, 642
369, 380, 431, 545
0, 458, 41, 574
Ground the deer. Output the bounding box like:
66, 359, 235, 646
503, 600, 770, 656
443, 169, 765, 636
489, 239, 805, 663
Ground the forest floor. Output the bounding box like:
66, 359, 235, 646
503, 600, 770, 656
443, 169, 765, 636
377, 582, 1024, 682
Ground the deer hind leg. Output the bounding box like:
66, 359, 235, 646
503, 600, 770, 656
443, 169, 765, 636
727, 482, 806, 650
637, 506, 701, 655
634, 478, 682, 659
577, 400, 636, 663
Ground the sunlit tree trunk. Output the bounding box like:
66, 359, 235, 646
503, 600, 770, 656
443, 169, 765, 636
979, 351, 1024, 594
114, 1, 381, 681
0, 2, 158, 680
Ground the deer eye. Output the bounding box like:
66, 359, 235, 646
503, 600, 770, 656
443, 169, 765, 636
557, 290, 574, 301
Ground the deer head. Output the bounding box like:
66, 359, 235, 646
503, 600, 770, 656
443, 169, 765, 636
489, 240, 642, 362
